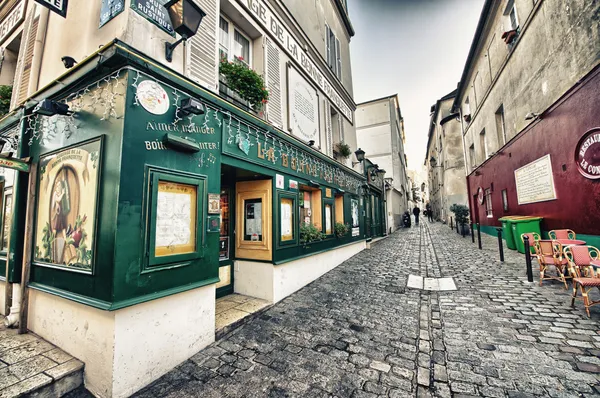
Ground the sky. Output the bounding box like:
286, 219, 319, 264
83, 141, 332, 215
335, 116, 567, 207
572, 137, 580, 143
348, 0, 484, 171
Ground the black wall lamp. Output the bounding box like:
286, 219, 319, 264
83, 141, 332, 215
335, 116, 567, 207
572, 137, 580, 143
180, 97, 204, 115
33, 99, 71, 117
352, 147, 365, 167
164, 0, 206, 62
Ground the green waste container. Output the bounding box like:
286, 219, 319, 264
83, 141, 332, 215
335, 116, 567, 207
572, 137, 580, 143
510, 217, 543, 254
498, 216, 524, 250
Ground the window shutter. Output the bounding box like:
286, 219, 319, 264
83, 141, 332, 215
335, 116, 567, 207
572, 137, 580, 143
264, 37, 282, 128
11, 12, 37, 108
187, 0, 218, 92
325, 24, 331, 70
325, 103, 333, 157
335, 37, 342, 78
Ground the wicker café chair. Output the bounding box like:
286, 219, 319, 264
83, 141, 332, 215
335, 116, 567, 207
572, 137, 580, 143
521, 232, 541, 255
564, 245, 600, 279
535, 239, 570, 289
548, 229, 576, 240
565, 247, 600, 317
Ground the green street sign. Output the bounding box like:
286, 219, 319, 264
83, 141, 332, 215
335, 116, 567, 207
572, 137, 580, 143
0, 157, 30, 172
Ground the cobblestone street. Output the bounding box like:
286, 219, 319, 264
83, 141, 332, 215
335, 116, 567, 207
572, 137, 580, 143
129, 223, 600, 398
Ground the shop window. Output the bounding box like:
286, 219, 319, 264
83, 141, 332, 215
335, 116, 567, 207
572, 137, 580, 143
502, 189, 509, 212
145, 170, 205, 268
299, 187, 322, 230
485, 188, 493, 217
335, 195, 344, 224
324, 201, 334, 236
219, 190, 230, 260
278, 194, 296, 245
1, 189, 12, 252
236, 180, 272, 261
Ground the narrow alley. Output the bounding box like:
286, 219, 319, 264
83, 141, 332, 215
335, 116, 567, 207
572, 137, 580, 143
121, 224, 600, 398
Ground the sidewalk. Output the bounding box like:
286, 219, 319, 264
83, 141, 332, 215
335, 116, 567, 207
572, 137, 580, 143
121, 223, 599, 397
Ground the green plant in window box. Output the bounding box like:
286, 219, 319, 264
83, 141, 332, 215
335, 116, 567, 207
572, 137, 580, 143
219, 57, 269, 109
335, 142, 352, 159
334, 222, 350, 238
300, 222, 325, 244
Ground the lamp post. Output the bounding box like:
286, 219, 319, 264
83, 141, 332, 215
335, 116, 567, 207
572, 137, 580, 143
164, 0, 206, 62
352, 148, 365, 167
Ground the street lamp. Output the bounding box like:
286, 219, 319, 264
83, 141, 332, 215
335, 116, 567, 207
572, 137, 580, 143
352, 147, 365, 167
164, 0, 206, 62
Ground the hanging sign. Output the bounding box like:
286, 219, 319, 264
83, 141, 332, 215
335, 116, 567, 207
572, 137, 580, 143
575, 127, 600, 180
34, 0, 68, 18
0, 1, 25, 45
99, 0, 125, 27
131, 0, 175, 37
0, 157, 29, 173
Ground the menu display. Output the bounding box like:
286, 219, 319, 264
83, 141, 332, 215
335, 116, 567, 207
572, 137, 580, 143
281, 198, 293, 241
244, 199, 262, 241
155, 181, 197, 256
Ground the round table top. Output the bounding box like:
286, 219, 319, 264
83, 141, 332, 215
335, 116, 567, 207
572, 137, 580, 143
557, 239, 586, 246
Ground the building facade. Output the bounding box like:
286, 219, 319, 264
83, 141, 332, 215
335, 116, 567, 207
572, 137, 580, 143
425, 89, 468, 223
453, 0, 600, 242
0, 1, 371, 397
356, 95, 409, 232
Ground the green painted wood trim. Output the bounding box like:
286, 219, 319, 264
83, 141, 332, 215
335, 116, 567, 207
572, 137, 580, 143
273, 240, 365, 265
29, 277, 220, 311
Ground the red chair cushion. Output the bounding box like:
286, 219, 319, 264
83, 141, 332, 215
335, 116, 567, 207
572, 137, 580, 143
574, 278, 600, 287
541, 256, 567, 265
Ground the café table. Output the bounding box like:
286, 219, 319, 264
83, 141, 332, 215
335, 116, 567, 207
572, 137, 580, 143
556, 239, 586, 246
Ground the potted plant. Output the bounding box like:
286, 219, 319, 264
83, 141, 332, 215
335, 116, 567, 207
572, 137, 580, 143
335, 142, 352, 160
219, 58, 269, 110
450, 204, 470, 237
334, 222, 349, 239
300, 223, 325, 246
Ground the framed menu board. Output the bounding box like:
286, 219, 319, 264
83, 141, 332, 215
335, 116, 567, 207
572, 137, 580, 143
281, 197, 294, 241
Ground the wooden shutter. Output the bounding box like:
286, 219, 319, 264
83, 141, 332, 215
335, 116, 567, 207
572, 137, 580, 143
325, 102, 333, 157
264, 38, 282, 128
17, 16, 38, 104
325, 24, 331, 70
187, 0, 218, 92
335, 37, 342, 79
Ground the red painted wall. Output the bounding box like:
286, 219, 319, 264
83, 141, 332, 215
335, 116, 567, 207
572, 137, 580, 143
467, 66, 600, 235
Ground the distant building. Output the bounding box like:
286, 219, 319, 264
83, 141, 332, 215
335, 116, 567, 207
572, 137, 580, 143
425, 89, 468, 223
454, 0, 600, 243
356, 95, 410, 232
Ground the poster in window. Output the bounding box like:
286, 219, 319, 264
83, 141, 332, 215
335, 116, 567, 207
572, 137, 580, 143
244, 199, 262, 241
1, 193, 12, 251
325, 204, 332, 235
281, 198, 294, 241
155, 181, 197, 256
219, 237, 229, 260
351, 198, 359, 236
34, 140, 101, 273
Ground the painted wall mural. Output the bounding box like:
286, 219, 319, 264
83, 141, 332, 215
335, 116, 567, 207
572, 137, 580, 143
34, 139, 101, 272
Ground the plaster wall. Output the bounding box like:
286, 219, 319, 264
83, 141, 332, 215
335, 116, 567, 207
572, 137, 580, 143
356, 124, 391, 157
460, 0, 600, 171
355, 100, 391, 127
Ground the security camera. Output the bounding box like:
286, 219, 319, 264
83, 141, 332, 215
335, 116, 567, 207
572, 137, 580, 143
61, 56, 77, 68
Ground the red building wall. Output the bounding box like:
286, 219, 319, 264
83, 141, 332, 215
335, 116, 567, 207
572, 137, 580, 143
467, 66, 600, 239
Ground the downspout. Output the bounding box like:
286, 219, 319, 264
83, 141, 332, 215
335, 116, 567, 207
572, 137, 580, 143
28, 6, 49, 94
4, 285, 21, 327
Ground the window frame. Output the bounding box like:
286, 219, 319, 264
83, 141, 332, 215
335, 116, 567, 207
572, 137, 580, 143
219, 14, 252, 67
485, 188, 493, 218
323, 198, 335, 237
276, 190, 298, 248
325, 24, 342, 80
501, 189, 509, 212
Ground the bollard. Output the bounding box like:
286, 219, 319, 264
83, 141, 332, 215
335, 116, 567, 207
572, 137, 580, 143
471, 223, 475, 243
477, 223, 482, 250
456, 220, 459, 234
450, 217, 453, 230
461, 223, 466, 238
524, 235, 533, 282
496, 227, 504, 262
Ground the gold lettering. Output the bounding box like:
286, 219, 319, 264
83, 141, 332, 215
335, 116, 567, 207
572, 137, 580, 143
257, 142, 265, 159
291, 157, 297, 170
282, 154, 289, 167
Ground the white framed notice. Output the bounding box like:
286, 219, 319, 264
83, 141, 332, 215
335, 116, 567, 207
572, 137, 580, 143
287, 65, 320, 147
514, 154, 557, 205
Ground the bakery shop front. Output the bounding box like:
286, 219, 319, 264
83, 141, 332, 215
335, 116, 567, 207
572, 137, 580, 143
0, 41, 366, 397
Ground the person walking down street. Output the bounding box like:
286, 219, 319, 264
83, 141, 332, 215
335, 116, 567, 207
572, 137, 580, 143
426, 204, 433, 222
413, 205, 421, 226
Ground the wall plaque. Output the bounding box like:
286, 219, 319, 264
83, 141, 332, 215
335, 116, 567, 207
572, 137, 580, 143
575, 127, 600, 180
287, 65, 319, 147
34, 0, 68, 18
131, 0, 175, 36
514, 154, 557, 205
208, 193, 220, 214
99, 0, 125, 27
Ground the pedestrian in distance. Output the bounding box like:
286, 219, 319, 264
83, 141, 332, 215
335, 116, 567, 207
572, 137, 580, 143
413, 205, 421, 226
426, 203, 433, 222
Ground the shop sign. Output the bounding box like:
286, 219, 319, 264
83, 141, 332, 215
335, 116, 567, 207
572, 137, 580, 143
575, 127, 600, 180
0, 1, 26, 45
0, 157, 29, 172
514, 154, 557, 205
289, 179, 298, 189
287, 65, 319, 146
239, 0, 353, 122
34, 0, 68, 18
99, 0, 125, 27
131, 0, 175, 37
208, 193, 220, 214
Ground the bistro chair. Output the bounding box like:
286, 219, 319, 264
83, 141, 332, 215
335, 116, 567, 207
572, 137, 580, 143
521, 232, 541, 256
566, 255, 600, 318
535, 239, 570, 289
548, 229, 576, 240
563, 245, 600, 279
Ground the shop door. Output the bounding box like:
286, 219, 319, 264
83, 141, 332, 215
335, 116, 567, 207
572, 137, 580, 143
216, 187, 234, 298
236, 180, 272, 261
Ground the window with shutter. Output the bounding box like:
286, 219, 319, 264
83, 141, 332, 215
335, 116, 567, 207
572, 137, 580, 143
187, 0, 218, 92
264, 37, 282, 128
325, 24, 331, 70
325, 102, 333, 157
335, 37, 341, 79
14, 15, 38, 106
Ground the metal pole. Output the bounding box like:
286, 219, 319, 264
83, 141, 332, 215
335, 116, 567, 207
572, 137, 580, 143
496, 227, 504, 262
477, 223, 482, 250
471, 223, 475, 243
524, 235, 533, 282
450, 217, 453, 230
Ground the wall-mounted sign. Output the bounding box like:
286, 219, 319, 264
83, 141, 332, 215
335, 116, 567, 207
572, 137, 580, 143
238, 0, 352, 122
575, 127, 600, 180
289, 180, 298, 190
35, 0, 68, 18
0, 157, 29, 172
477, 187, 484, 204
99, 0, 125, 27
137, 80, 170, 115
155, 181, 197, 256
287, 65, 319, 146
325, 188, 332, 198
208, 193, 220, 214
514, 154, 557, 205
276, 174, 284, 189
131, 0, 175, 36
207, 216, 220, 232
0, 1, 26, 45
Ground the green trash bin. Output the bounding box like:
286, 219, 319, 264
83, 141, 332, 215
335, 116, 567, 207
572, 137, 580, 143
498, 216, 523, 250
510, 217, 543, 254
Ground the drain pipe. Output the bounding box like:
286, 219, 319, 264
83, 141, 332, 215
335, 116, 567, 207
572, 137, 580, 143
5, 283, 21, 327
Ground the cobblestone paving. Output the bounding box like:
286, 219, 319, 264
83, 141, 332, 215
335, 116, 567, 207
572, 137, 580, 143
131, 223, 600, 398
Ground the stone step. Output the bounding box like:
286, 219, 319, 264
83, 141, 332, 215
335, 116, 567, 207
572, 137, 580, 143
0, 317, 84, 398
